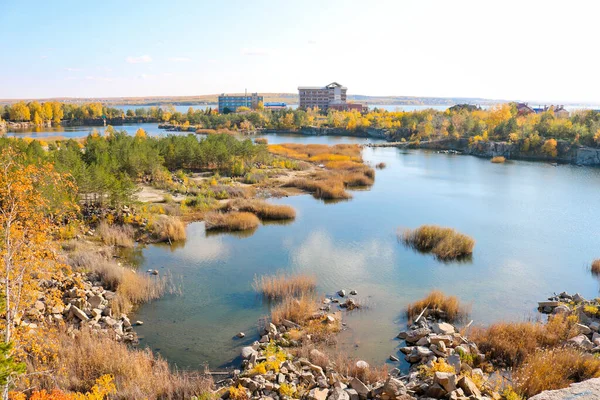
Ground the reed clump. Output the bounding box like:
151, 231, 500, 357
512, 347, 600, 398
271, 295, 320, 326
150, 215, 186, 243
491, 156, 506, 163
285, 178, 351, 200
469, 314, 578, 368
253, 272, 316, 300
592, 259, 600, 275
406, 290, 466, 322
268, 143, 363, 163
400, 225, 475, 260
66, 247, 172, 315
204, 211, 260, 231
226, 199, 296, 220
97, 222, 135, 248
21, 327, 213, 400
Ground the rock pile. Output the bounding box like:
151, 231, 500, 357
18, 272, 138, 343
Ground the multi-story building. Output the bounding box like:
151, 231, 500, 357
264, 102, 287, 111
218, 93, 263, 112
298, 82, 347, 111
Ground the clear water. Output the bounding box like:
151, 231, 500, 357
129, 132, 600, 371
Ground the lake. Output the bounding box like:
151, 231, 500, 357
128, 132, 600, 372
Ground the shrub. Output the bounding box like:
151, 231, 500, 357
375, 162, 386, 169
97, 222, 135, 248
400, 225, 475, 260
204, 212, 259, 231
253, 272, 316, 299
542, 138, 558, 157
150, 215, 186, 243
19, 328, 213, 400
592, 259, 600, 275
225, 199, 296, 220
271, 295, 320, 326
406, 290, 466, 322
469, 314, 578, 367
513, 347, 600, 398
254, 138, 268, 145
491, 156, 506, 163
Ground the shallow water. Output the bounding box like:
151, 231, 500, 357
130, 132, 600, 371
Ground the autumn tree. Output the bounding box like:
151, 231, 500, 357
7, 103, 30, 123
0, 149, 76, 399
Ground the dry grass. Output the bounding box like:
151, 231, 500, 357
150, 215, 186, 243
66, 247, 171, 315
512, 347, 600, 398
20, 327, 213, 400
225, 199, 296, 220
406, 290, 466, 322
469, 314, 579, 368
97, 222, 135, 248
491, 156, 506, 163
253, 272, 316, 299
268, 143, 363, 163
271, 295, 320, 326
400, 225, 475, 260
285, 178, 351, 200
592, 259, 600, 275
204, 211, 260, 231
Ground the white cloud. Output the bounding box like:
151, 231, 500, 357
168, 57, 191, 62
126, 55, 152, 64
241, 48, 271, 56
162, 72, 174, 77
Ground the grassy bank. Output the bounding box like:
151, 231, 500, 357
400, 224, 475, 260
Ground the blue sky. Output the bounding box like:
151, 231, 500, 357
1, 0, 599, 103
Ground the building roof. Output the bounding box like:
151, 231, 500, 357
298, 82, 347, 90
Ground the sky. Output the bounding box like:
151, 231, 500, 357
1, 0, 599, 104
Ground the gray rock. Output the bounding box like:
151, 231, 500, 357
307, 388, 329, 400
405, 327, 431, 343
434, 372, 457, 393
447, 354, 461, 373
573, 293, 585, 303
383, 377, 405, 396
529, 378, 600, 400
344, 389, 359, 400
576, 323, 592, 335
88, 295, 104, 308
241, 346, 257, 359
590, 321, 600, 332
389, 354, 399, 362
458, 376, 481, 398
432, 322, 455, 335
327, 388, 349, 400
350, 290, 358, 295
70, 305, 89, 321
237, 332, 245, 338
552, 305, 570, 315
349, 378, 369, 397
338, 290, 346, 297
569, 334, 594, 350
426, 383, 447, 398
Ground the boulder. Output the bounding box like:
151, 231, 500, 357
590, 321, 600, 332
344, 389, 359, 400
434, 372, 457, 393
34, 300, 46, 311
552, 305, 570, 315
88, 295, 104, 308
426, 383, 447, 398
350, 290, 358, 295
432, 322, 455, 335
327, 388, 349, 400
447, 354, 461, 373
308, 388, 329, 400
355, 360, 369, 369
349, 378, 369, 398
404, 327, 431, 343
529, 378, 600, 400
338, 290, 346, 297
382, 377, 405, 396
70, 305, 89, 321
569, 334, 594, 350
458, 376, 481, 398
576, 323, 592, 335
573, 293, 585, 303
241, 346, 257, 359
237, 332, 246, 338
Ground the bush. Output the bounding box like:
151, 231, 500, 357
400, 225, 475, 260
150, 215, 186, 243
513, 347, 600, 398
253, 272, 316, 299
406, 290, 466, 322
375, 162, 386, 169
225, 199, 296, 220
97, 222, 135, 248
204, 212, 259, 231
491, 156, 506, 163
469, 314, 578, 367
271, 295, 319, 326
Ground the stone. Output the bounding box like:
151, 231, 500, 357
259, 335, 270, 343
135, 320, 144, 326
576, 323, 592, 335
593, 332, 600, 346
343, 298, 358, 310
308, 388, 329, 400
70, 305, 89, 321
121, 315, 131, 328
404, 327, 431, 343
447, 354, 461, 373
416, 346, 433, 358
237, 332, 245, 338
416, 336, 430, 346
34, 300, 46, 311
327, 388, 350, 400
529, 377, 600, 400
458, 376, 481, 398
383, 377, 405, 396
432, 322, 455, 335
430, 334, 453, 346
326, 315, 336, 324
241, 346, 257, 359
355, 360, 369, 369
338, 290, 346, 297
88, 295, 104, 308
426, 383, 447, 398
151, 270, 159, 276
573, 293, 585, 303
396, 331, 408, 340
569, 334, 594, 350
389, 355, 399, 362
267, 323, 278, 336
350, 290, 358, 295
449, 388, 465, 400
434, 372, 457, 393
538, 301, 560, 308
349, 378, 369, 398
552, 305, 570, 315
590, 321, 600, 332
344, 389, 359, 400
